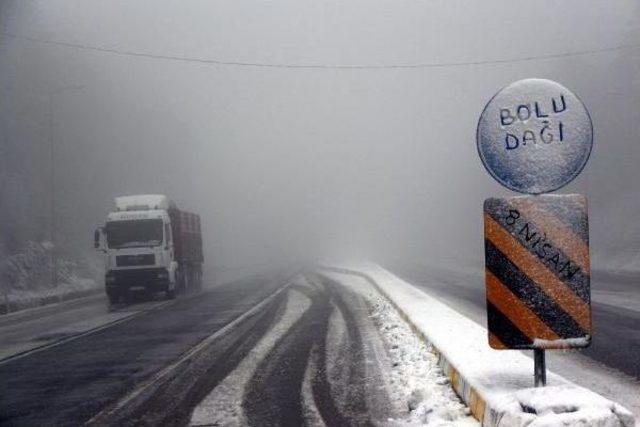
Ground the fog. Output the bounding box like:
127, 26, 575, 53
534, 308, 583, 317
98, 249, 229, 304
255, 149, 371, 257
1, 1, 639, 285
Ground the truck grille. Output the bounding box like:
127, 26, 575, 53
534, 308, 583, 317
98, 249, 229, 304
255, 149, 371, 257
115, 254, 155, 266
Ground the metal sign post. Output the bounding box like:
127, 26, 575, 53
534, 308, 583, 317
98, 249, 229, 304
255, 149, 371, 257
477, 79, 593, 387
534, 348, 546, 387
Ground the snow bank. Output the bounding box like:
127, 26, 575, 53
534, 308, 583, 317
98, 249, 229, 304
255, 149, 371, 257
1, 241, 100, 314
1, 278, 100, 314
328, 272, 477, 426
321, 263, 635, 427
497, 386, 636, 426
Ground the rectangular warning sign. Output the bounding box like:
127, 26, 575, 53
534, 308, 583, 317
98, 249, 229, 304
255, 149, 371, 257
484, 194, 591, 350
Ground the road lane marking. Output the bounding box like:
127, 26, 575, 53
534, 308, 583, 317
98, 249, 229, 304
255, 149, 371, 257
0, 299, 178, 366
86, 282, 291, 426
0, 293, 104, 327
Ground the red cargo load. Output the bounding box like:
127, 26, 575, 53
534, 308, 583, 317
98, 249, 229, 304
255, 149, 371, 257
169, 208, 203, 264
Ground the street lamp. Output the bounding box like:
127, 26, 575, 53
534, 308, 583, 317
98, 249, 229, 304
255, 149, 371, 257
48, 84, 84, 288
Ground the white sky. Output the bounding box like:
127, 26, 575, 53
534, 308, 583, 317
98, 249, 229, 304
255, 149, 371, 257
1, 0, 639, 273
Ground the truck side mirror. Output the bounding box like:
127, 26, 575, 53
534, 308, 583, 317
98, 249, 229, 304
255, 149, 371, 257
94, 228, 101, 249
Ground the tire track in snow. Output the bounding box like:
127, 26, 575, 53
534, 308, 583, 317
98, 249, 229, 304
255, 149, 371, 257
301, 344, 326, 427
242, 276, 380, 426
190, 285, 312, 426
101, 287, 289, 427
316, 278, 373, 426
322, 275, 397, 423
243, 280, 340, 426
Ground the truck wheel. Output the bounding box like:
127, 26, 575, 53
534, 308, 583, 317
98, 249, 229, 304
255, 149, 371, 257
176, 269, 185, 295
183, 270, 191, 294
196, 271, 203, 291
166, 289, 176, 300
121, 291, 132, 304
107, 293, 118, 305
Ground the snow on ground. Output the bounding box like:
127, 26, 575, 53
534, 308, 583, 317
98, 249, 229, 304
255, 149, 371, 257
301, 344, 325, 427
320, 273, 399, 423
189, 276, 312, 426
504, 386, 636, 427
323, 263, 636, 427
325, 272, 477, 426
390, 263, 640, 418
370, 294, 477, 426
2, 278, 99, 312
1, 240, 99, 314
545, 352, 640, 421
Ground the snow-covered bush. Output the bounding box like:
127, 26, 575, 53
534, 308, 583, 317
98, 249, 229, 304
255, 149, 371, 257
0, 241, 79, 292
0, 240, 100, 312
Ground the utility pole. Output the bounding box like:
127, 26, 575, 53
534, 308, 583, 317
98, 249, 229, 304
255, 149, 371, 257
47, 85, 84, 289
48, 92, 56, 289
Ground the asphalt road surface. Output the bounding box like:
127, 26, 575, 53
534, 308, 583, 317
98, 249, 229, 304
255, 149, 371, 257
230, 275, 393, 426
114, 274, 400, 426
0, 273, 288, 426
2, 264, 636, 425
0, 272, 434, 426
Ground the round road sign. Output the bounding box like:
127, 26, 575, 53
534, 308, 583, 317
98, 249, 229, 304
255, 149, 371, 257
477, 78, 593, 194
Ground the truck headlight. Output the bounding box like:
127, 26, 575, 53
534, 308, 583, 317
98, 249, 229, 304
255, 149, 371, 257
157, 271, 168, 279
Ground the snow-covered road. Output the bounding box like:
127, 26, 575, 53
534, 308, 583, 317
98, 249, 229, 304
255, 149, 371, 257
191, 273, 475, 426
0, 270, 476, 426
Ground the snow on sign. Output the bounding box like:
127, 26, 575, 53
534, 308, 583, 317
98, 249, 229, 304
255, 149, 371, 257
477, 79, 593, 194
484, 194, 591, 350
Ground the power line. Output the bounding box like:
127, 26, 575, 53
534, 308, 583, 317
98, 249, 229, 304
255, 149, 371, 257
3, 30, 640, 70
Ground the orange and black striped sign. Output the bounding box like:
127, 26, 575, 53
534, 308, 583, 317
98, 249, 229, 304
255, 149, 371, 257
484, 194, 591, 350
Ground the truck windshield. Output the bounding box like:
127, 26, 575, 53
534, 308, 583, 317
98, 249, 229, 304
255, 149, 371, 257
105, 219, 163, 249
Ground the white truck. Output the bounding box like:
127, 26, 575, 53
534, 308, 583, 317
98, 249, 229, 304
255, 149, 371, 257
94, 195, 203, 304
